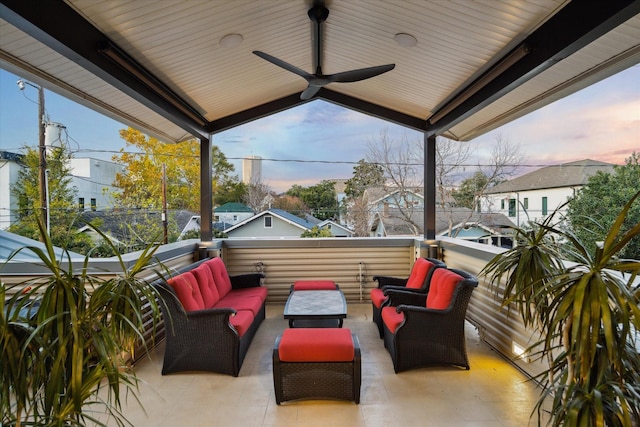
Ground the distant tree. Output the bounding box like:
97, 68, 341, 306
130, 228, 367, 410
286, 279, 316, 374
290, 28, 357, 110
286, 180, 338, 220
243, 182, 272, 212
9, 144, 93, 253
300, 226, 333, 238
215, 179, 247, 206
344, 160, 384, 198
112, 128, 236, 212
452, 171, 491, 210
566, 152, 640, 260
271, 194, 309, 216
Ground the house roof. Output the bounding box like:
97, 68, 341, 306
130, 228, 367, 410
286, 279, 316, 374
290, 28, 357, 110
371, 207, 514, 237
224, 208, 319, 233
486, 159, 616, 194
214, 202, 253, 213
1, 1, 637, 145
0, 230, 84, 261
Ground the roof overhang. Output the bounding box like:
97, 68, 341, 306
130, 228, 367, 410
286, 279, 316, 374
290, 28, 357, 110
1, 0, 638, 144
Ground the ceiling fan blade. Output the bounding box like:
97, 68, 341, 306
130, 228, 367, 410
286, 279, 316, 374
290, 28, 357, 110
328, 64, 395, 83
253, 51, 313, 81
300, 84, 323, 100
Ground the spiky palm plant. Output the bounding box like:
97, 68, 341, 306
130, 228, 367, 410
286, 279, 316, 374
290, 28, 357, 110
481, 191, 640, 427
1, 221, 164, 427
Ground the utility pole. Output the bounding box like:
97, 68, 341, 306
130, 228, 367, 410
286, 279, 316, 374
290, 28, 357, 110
162, 163, 168, 244
18, 79, 48, 236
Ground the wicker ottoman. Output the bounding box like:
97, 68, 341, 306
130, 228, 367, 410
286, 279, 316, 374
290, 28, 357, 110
273, 328, 361, 404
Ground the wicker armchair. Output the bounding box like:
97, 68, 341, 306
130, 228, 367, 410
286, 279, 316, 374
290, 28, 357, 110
370, 257, 445, 338
154, 259, 266, 377
381, 268, 478, 372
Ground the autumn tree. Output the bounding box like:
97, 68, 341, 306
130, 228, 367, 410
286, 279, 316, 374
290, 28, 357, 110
9, 144, 93, 253
110, 128, 238, 244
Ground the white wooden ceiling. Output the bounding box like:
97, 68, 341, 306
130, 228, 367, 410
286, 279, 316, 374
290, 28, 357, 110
1, 0, 639, 143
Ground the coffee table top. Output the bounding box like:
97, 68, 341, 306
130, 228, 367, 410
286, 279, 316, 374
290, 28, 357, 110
284, 290, 347, 320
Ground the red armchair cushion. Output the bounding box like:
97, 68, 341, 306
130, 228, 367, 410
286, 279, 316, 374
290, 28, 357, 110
205, 258, 233, 298
370, 288, 387, 308
167, 272, 205, 312
228, 310, 253, 337
381, 306, 405, 333
405, 258, 434, 289
278, 328, 354, 362
293, 280, 337, 291
191, 264, 219, 308
426, 269, 463, 310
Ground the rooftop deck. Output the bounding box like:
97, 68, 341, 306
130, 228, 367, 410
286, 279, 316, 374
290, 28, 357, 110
92, 303, 549, 427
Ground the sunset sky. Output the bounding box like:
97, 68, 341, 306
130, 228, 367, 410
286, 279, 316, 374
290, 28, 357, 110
1, 64, 638, 193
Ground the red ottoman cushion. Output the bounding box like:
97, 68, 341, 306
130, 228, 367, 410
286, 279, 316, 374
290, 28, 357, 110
292, 280, 337, 291
278, 328, 354, 362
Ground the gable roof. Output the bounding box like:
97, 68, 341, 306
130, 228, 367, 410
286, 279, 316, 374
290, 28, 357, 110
223, 208, 320, 233
486, 159, 616, 194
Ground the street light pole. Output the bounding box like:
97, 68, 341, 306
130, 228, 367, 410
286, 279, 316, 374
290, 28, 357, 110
18, 79, 48, 236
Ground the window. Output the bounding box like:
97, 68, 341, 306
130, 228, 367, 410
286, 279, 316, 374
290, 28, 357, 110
233, 215, 238, 221
78, 197, 84, 211
508, 199, 516, 217
90, 198, 97, 211
542, 197, 548, 215
501, 199, 505, 210
523, 197, 528, 209
264, 215, 272, 228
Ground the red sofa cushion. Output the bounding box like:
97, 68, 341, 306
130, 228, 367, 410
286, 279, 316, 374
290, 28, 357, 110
228, 310, 253, 337
167, 272, 205, 312
426, 269, 463, 310
204, 258, 233, 298
229, 286, 268, 300
405, 258, 434, 289
216, 294, 264, 316
278, 328, 354, 362
370, 288, 387, 308
292, 280, 337, 291
381, 306, 405, 333
191, 264, 219, 308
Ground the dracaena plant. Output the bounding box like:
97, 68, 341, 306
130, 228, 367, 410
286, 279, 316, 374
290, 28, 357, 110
481, 191, 640, 427
1, 221, 165, 427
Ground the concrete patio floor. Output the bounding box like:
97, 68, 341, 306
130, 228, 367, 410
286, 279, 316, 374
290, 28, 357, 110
93, 303, 550, 426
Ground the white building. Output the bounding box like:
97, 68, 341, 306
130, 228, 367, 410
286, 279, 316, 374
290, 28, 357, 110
242, 155, 262, 184
69, 158, 121, 211
484, 159, 616, 227
0, 151, 24, 230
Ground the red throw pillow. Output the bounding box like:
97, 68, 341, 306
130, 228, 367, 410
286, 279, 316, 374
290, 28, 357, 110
167, 272, 205, 312
405, 258, 433, 289
426, 269, 462, 310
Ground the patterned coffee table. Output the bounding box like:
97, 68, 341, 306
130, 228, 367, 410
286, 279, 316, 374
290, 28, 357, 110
283, 290, 347, 328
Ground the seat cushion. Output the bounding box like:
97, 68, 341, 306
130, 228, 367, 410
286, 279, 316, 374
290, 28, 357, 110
426, 269, 463, 310
191, 264, 220, 308
215, 293, 264, 316
204, 258, 233, 298
167, 272, 205, 312
405, 258, 434, 289
229, 286, 268, 301
228, 310, 254, 337
370, 288, 387, 309
278, 328, 354, 362
381, 306, 405, 333
292, 280, 337, 291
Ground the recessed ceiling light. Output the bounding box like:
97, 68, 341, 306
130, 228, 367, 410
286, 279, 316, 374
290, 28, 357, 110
394, 33, 417, 48
219, 34, 243, 48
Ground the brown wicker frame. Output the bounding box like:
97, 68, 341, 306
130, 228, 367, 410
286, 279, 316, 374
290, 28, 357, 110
371, 257, 446, 338
154, 259, 266, 377
382, 268, 478, 373
272, 333, 361, 404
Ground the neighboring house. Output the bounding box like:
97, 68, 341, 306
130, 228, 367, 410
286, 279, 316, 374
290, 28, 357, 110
0, 151, 23, 230
213, 202, 254, 226
69, 158, 121, 212
0, 229, 83, 261
370, 207, 515, 248
484, 159, 616, 227
224, 209, 352, 238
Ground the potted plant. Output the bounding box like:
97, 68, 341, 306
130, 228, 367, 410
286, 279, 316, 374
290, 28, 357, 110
481, 192, 640, 427
1, 222, 165, 426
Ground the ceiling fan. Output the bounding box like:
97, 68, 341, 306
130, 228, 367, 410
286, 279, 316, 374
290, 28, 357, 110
253, 2, 395, 100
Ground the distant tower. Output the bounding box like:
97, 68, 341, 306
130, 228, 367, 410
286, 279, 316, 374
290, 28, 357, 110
242, 155, 262, 184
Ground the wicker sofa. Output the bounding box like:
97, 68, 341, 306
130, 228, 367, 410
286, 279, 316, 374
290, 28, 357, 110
154, 257, 267, 376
